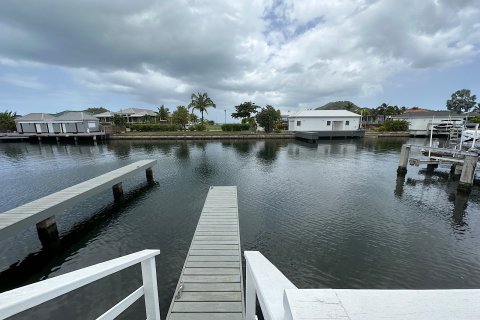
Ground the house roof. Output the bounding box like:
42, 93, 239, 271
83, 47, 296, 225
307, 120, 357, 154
392, 111, 464, 118
118, 108, 156, 116
16, 113, 55, 122
55, 112, 98, 121
290, 110, 361, 118
94, 111, 117, 117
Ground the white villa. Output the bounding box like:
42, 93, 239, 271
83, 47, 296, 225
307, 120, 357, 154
288, 110, 361, 131
95, 108, 158, 124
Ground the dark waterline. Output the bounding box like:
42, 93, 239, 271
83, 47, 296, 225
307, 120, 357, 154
0, 138, 479, 319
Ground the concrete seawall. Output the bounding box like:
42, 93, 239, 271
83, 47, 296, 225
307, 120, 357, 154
110, 133, 296, 140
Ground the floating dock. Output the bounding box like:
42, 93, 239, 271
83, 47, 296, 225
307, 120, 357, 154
166, 186, 244, 320
295, 130, 365, 142
0, 159, 157, 243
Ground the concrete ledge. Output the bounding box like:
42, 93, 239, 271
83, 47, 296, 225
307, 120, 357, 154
110, 134, 295, 140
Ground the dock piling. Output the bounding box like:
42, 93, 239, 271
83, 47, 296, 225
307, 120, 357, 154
426, 163, 438, 173
36, 216, 59, 244
397, 145, 411, 175
146, 167, 154, 183
112, 182, 124, 200
458, 155, 478, 192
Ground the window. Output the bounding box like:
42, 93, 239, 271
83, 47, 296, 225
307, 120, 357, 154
327, 121, 331, 126
297, 121, 301, 126
346, 121, 350, 125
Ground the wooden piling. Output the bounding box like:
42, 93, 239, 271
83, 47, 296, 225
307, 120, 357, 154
112, 182, 124, 200
458, 155, 478, 192
146, 167, 154, 183
397, 145, 411, 175
36, 216, 59, 244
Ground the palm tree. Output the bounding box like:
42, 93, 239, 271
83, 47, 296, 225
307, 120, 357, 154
188, 92, 216, 125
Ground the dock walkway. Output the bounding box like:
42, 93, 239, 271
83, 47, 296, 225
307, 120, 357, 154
167, 186, 244, 320
0, 159, 157, 242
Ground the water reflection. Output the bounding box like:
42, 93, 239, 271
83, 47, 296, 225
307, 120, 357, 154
175, 143, 190, 160
108, 141, 131, 159
257, 141, 281, 164
232, 141, 253, 156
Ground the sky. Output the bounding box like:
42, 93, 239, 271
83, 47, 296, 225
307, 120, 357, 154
0, 0, 479, 122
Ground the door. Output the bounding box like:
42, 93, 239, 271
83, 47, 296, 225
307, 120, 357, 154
332, 121, 343, 131
62, 124, 67, 133
47, 123, 54, 133
35, 124, 42, 133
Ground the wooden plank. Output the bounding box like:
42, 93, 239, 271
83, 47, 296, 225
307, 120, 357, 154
194, 236, 238, 241
186, 262, 239, 268
177, 292, 241, 302
183, 268, 240, 275
192, 241, 239, 245
190, 250, 238, 256
181, 275, 240, 283
191, 245, 239, 250
182, 283, 241, 292
172, 302, 243, 313
169, 314, 242, 320
188, 256, 240, 262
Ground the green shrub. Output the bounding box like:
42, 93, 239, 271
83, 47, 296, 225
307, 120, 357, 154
377, 120, 409, 132
128, 124, 182, 132
470, 117, 480, 124
193, 124, 206, 131
221, 124, 250, 131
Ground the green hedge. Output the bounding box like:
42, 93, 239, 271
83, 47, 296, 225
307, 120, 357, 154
377, 120, 409, 132
221, 124, 250, 131
128, 124, 182, 132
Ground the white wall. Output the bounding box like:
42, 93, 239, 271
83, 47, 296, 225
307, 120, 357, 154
288, 117, 360, 131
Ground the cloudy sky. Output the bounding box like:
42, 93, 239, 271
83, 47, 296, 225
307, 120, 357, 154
0, 0, 479, 121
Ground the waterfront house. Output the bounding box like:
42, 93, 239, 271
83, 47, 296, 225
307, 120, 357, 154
94, 108, 158, 124
16, 112, 100, 134
288, 110, 361, 131
15, 113, 56, 134
390, 110, 464, 136
55, 112, 101, 133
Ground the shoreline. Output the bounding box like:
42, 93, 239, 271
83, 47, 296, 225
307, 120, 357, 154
109, 133, 296, 140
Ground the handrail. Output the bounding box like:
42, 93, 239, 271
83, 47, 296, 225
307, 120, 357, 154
0, 249, 161, 320
245, 251, 297, 320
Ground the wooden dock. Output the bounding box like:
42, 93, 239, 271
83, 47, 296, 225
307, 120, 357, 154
0, 159, 157, 242
167, 186, 244, 320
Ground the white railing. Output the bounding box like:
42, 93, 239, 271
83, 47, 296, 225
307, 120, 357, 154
245, 251, 297, 320
0, 249, 161, 320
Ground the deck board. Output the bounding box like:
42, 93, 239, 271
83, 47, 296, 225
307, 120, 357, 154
167, 186, 244, 320
0, 160, 157, 241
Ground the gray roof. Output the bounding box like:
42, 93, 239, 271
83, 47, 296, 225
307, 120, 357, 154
55, 112, 98, 121
391, 111, 464, 118
118, 108, 156, 117
16, 113, 55, 122
94, 111, 117, 118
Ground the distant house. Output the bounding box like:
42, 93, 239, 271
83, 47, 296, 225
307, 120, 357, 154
288, 110, 361, 131
94, 108, 158, 124
15, 112, 100, 134
390, 111, 464, 136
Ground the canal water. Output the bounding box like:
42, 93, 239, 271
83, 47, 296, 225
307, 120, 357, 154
0, 138, 479, 319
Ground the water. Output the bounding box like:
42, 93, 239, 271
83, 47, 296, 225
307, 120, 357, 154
0, 138, 479, 319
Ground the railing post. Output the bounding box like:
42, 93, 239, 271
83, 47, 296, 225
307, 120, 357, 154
245, 260, 257, 320
141, 257, 161, 320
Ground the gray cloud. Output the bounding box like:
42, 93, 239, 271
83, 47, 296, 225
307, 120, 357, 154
0, 0, 479, 110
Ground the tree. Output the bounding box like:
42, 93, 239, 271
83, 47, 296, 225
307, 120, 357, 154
188, 92, 216, 125
172, 106, 189, 129
156, 105, 170, 121
84, 107, 108, 114
447, 89, 477, 114
0, 110, 17, 132
256, 105, 281, 133
189, 113, 199, 124
231, 102, 258, 122
112, 114, 126, 126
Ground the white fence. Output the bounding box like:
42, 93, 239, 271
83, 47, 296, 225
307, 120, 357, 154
0, 249, 161, 320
